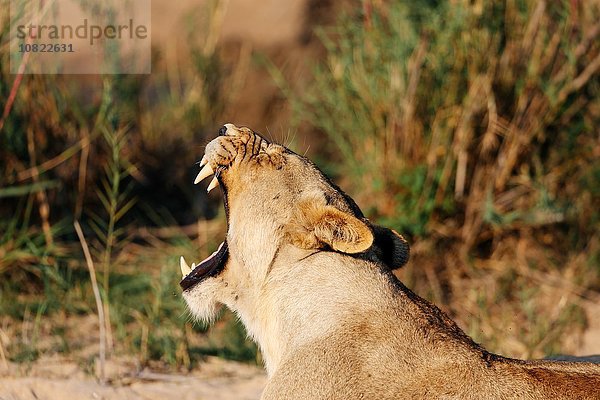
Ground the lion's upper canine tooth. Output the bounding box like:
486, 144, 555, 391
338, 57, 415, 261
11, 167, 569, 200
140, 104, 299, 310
207, 176, 219, 193
180, 256, 192, 277
194, 163, 214, 184
199, 156, 208, 167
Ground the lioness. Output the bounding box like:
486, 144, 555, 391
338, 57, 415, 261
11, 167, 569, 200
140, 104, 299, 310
181, 124, 600, 399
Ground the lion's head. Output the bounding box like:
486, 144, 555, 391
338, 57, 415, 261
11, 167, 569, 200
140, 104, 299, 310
181, 124, 409, 321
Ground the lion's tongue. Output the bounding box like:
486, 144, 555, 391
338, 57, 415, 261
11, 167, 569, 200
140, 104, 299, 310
180, 241, 229, 290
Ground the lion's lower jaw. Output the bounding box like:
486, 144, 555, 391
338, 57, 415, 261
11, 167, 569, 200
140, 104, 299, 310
182, 281, 224, 323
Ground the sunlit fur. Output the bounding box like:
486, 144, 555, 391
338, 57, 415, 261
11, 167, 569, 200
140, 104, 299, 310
183, 124, 600, 399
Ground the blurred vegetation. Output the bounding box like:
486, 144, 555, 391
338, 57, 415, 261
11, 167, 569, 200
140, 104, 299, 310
0, 0, 256, 372
287, 0, 600, 357
0, 0, 598, 374
294, 0, 600, 237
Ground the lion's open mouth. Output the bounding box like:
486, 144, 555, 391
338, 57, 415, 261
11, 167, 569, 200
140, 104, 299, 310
179, 123, 265, 290
179, 241, 228, 290
180, 153, 230, 291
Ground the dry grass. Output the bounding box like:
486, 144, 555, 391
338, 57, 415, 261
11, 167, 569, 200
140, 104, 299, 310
0, 0, 257, 371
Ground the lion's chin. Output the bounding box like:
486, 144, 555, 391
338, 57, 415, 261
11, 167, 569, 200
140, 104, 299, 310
182, 280, 224, 323
179, 241, 229, 291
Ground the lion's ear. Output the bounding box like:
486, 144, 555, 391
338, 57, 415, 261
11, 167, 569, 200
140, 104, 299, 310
313, 206, 374, 253
371, 225, 410, 270
287, 197, 374, 254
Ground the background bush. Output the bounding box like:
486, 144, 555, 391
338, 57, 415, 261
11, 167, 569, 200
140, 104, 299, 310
291, 0, 599, 357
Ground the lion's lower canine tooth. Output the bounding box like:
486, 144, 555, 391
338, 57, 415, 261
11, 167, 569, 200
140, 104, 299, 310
199, 156, 208, 167
207, 177, 219, 193
194, 163, 214, 184
180, 256, 192, 277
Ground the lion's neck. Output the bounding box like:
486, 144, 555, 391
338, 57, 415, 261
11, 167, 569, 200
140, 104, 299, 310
223, 247, 413, 375
222, 247, 356, 374
222, 280, 285, 375
223, 247, 484, 377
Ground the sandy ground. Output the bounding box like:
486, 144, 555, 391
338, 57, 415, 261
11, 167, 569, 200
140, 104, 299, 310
0, 356, 266, 400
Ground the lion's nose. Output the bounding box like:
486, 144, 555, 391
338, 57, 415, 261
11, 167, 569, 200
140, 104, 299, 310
218, 126, 227, 136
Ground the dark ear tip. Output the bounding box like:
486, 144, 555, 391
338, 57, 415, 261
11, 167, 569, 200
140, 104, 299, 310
390, 229, 410, 268
371, 226, 410, 270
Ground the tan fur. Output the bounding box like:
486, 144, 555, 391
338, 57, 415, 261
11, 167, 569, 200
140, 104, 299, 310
287, 196, 374, 253
183, 124, 600, 399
